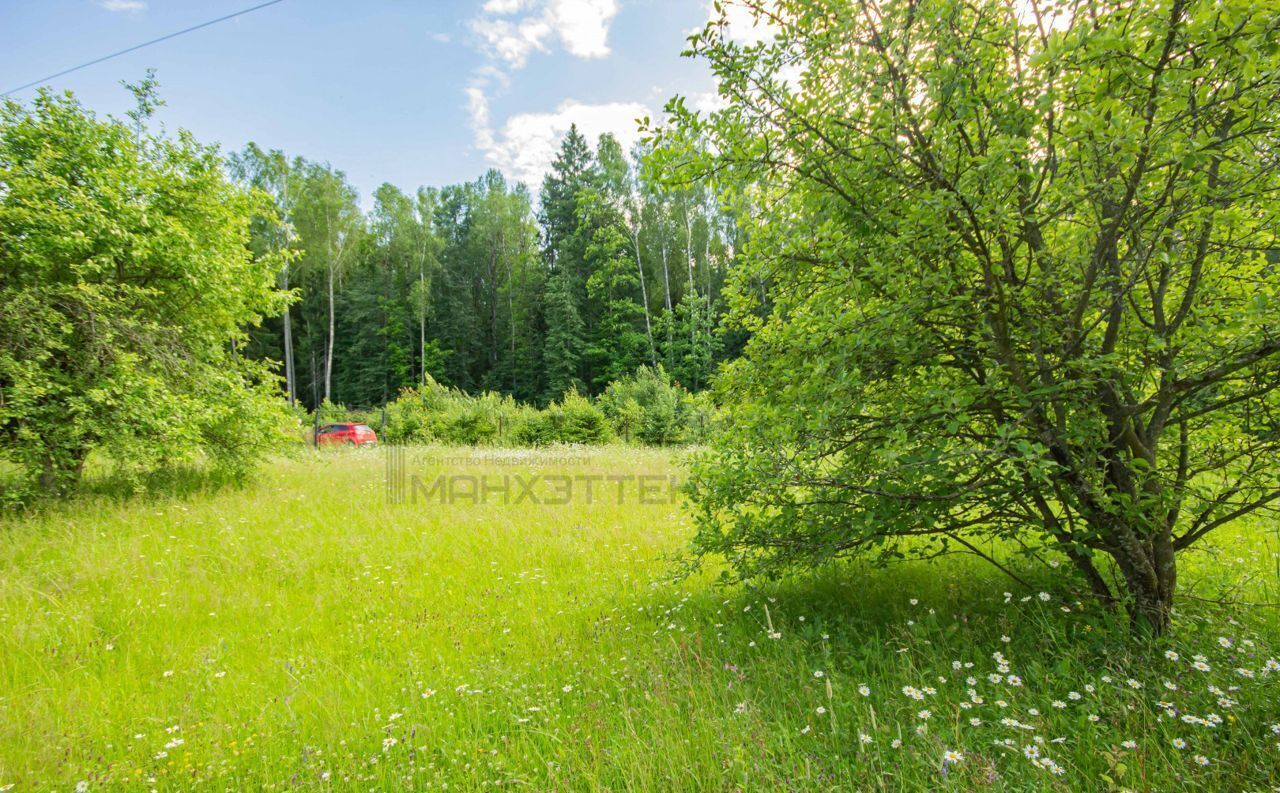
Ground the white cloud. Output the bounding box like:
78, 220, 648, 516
97, 0, 146, 11
471, 96, 649, 186
473, 0, 618, 68
704, 0, 779, 45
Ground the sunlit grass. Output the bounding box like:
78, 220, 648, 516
1, 446, 1278, 791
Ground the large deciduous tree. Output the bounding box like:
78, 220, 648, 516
670, 0, 1280, 633
0, 89, 293, 494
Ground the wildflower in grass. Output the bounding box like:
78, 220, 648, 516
1218, 637, 1233, 649
1008, 675, 1023, 687
1088, 714, 1100, 723
858, 684, 871, 696
1052, 700, 1066, 709
1236, 668, 1255, 679
903, 686, 924, 700
1264, 658, 1279, 673
1194, 755, 1210, 766
910, 598, 919, 606
1100, 675, 1113, 684
422, 689, 436, 699
801, 725, 811, 734
382, 737, 397, 750
768, 631, 781, 640
76, 782, 88, 793
1028, 708, 1040, 716
1126, 678, 1142, 689
918, 709, 932, 721
988, 674, 1003, 684
1164, 681, 1177, 690
1038, 592, 1051, 602
814, 670, 824, 678
162, 670, 174, 678
1084, 684, 1096, 693
1024, 745, 1040, 759
1271, 724, 1280, 735
816, 706, 827, 715
970, 717, 982, 726
1165, 650, 1180, 661
562, 685, 573, 693
924, 686, 937, 695
1068, 691, 1081, 700
1172, 738, 1186, 749
1122, 740, 1137, 750
734, 702, 748, 714
944, 749, 964, 763
860, 732, 873, 744
891, 739, 902, 749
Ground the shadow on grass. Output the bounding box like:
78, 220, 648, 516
659, 555, 1151, 684
0, 454, 262, 515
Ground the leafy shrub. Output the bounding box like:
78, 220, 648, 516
511, 390, 611, 446
378, 371, 707, 448
0, 88, 294, 497
382, 377, 527, 445
599, 365, 708, 445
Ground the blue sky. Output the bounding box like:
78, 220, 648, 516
0, 0, 738, 201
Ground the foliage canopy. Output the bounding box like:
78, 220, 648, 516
0, 89, 292, 495
671, 0, 1280, 633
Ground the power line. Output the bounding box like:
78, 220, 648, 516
2, 0, 286, 97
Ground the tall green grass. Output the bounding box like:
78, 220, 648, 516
1, 447, 1277, 791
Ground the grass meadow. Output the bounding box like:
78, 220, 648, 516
2, 446, 1279, 791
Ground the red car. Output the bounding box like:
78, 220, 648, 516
316, 422, 378, 447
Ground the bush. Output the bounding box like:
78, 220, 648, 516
382, 377, 527, 446
599, 365, 707, 445
0, 88, 294, 497
378, 370, 708, 449
512, 390, 612, 446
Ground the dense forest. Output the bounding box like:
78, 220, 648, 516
229, 126, 749, 411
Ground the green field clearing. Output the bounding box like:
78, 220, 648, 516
2, 447, 1279, 791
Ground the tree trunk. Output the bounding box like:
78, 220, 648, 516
660, 237, 674, 368
325, 263, 335, 403
39, 447, 88, 495
1123, 562, 1175, 635
1104, 517, 1177, 636
281, 265, 296, 407
632, 227, 656, 367
419, 266, 428, 384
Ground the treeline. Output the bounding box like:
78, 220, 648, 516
230, 125, 747, 411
